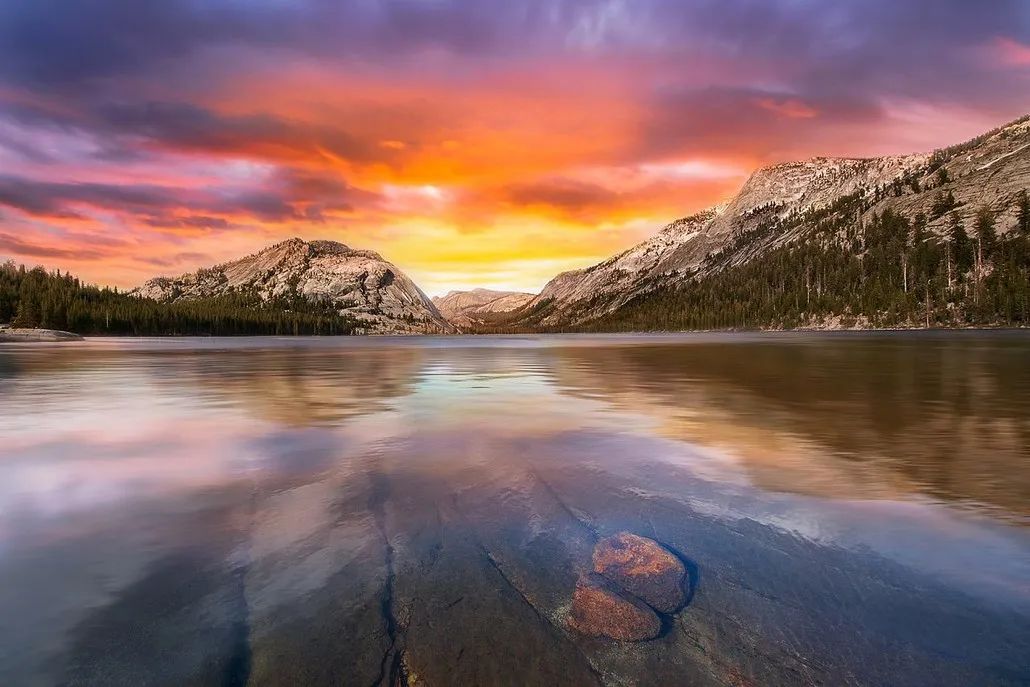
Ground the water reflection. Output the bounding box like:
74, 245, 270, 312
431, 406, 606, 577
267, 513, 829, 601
0, 333, 1028, 686
548, 334, 1030, 520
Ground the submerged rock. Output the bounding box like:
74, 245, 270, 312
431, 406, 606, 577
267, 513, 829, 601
566, 577, 661, 642
593, 532, 686, 613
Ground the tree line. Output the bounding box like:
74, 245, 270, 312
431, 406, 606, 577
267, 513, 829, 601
0, 262, 358, 336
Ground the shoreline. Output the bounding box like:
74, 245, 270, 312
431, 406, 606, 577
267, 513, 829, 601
3, 322, 1029, 341
0, 328, 84, 343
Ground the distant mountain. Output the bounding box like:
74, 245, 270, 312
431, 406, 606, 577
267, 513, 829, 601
505, 114, 1030, 330
432, 288, 535, 328
136, 238, 451, 334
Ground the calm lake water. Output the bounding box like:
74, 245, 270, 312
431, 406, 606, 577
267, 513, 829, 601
1, 332, 1029, 686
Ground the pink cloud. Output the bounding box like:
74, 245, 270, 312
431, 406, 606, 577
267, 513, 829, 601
991, 36, 1030, 67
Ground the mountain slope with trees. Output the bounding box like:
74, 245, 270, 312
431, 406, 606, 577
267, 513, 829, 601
493, 115, 1030, 332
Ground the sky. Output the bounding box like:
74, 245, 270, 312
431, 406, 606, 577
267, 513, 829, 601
0, 1, 1028, 296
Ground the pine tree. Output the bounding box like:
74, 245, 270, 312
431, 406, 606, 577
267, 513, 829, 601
912, 212, 928, 244
1018, 189, 1030, 235
950, 212, 973, 275
975, 206, 997, 278
930, 190, 959, 219
13, 297, 40, 328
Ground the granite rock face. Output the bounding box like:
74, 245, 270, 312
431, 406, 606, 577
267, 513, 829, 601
532, 210, 718, 316
593, 532, 687, 614
135, 238, 452, 334
566, 576, 662, 642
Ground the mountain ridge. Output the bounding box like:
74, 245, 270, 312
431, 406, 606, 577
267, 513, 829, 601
431, 288, 535, 328
8, 115, 1029, 336
503, 114, 1030, 329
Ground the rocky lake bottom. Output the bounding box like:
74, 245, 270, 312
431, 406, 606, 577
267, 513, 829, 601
1, 332, 1028, 686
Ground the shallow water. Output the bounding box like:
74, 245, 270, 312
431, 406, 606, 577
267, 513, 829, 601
1, 332, 1028, 686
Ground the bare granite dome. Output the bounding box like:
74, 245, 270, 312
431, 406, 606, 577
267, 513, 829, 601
135, 238, 451, 334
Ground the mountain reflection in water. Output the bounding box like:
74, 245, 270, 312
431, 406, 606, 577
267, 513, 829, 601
0, 332, 1028, 686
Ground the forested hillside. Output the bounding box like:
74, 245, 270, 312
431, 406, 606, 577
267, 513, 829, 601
480, 189, 1030, 333
584, 195, 1030, 331
0, 262, 358, 336
491, 115, 1030, 333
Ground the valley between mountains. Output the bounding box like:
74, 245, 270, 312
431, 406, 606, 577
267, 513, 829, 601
3, 114, 1030, 335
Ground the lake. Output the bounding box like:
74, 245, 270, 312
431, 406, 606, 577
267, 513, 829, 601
1, 332, 1029, 686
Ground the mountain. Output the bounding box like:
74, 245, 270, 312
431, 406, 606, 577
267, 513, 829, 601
136, 238, 451, 334
432, 288, 535, 328
508, 114, 1030, 330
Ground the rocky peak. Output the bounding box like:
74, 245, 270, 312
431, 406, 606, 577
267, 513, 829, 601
531, 209, 719, 311
720, 154, 928, 221
135, 238, 451, 334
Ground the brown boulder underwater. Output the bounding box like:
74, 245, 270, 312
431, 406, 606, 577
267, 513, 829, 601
593, 532, 687, 614
566, 577, 662, 642
567, 532, 691, 641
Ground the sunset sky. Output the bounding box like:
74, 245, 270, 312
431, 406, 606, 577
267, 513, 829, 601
1, 1, 1028, 295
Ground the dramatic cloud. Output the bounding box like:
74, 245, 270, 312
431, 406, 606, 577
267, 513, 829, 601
503, 179, 620, 214
0, 176, 338, 225
0, 0, 1027, 293
0, 232, 108, 261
